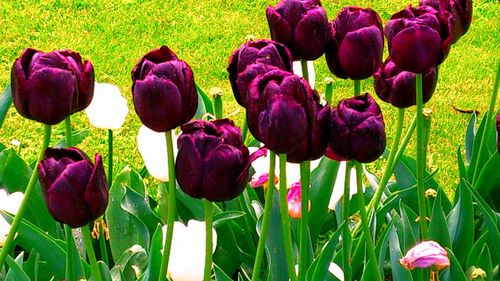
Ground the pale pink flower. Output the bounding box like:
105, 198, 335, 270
400, 241, 450, 270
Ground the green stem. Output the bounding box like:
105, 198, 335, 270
416, 73, 429, 240
251, 151, 276, 281
65, 116, 72, 147
212, 91, 223, 120
279, 154, 298, 281
324, 77, 334, 105
300, 60, 309, 87
355, 163, 382, 281
81, 225, 102, 281
0, 124, 51, 270
158, 130, 177, 281
108, 129, 113, 185
298, 161, 310, 281
472, 60, 500, 184
241, 119, 248, 145
390, 114, 417, 173
203, 199, 213, 281
98, 223, 109, 265
354, 80, 361, 96
65, 225, 76, 281
342, 161, 352, 281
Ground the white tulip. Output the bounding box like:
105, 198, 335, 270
85, 82, 128, 130
328, 161, 362, 210
163, 220, 217, 281
0, 189, 24, 246
292, 60, 316, 89
137, 125, 178, 182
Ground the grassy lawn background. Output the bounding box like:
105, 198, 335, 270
0, 0, 498, 194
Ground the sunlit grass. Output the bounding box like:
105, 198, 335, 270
0, 0, 498, 194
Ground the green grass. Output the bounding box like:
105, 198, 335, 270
0, 0, 498, 194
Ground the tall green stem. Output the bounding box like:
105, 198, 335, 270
279, 154, 298, 281
99, 223, 109, 265
251, 151, 276, 281
355, 163, 382, 281
324, 77, 334, 105
65, 225, 76, 281
65, 116, 72, 147
390, 115, 417, 173
0, 124, 51, 270
298, 161, 310, 281
81, 225, 103, 281
342, 162, 352, 281
300, 60, 310, 86
354, 80, 361, 96
203, 200, 213, 281
416, 73, 429, 239
108, 129, 113, 184
472, 61, 500, 184
158, 130, 177, 281
241, 119, 248, 145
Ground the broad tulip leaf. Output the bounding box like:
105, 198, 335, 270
474, 152, 500, 199
388, 224, 413, 281
465, 231, 489, 269
5, 253, 30, 281
213, 211, 246, 228
0, 148, 59, 236
309, 157, 340, 246
464, 113, 476, 165
175, 184, 205, 221
447, 181, 473, 266
475, 245, 493, 281
142, 225, 163, 281
0, 212, 90, 279
399, 202, 418, 252
307, 222, 343, 281
194, 88, 207, 119
23, 249, 39, 281
375, 218, 396, 276
121, 186, 161, 235
0, 84, 12, 129
195, 83, 214, 115
54, 129, 90, 148
214, 264, 233, 281
439, 248, 468, 281
428, 195, 451, 249
110, 245, 148, 281
106, 167, 150, 261
467, 112, 495, 181
98, 261, 113, 281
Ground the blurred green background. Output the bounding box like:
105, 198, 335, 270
0, 0, 498, 194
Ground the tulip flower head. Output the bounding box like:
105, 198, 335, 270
137, 125, 178, 182
85, 82, 128, 130
38, 147, 108, 228
326, 6, 384, 80
420, 0, 472, 43
246, 69, 314, 154
228, 39, 293, 107
164, 220, 217, 281
11, 48, 95, 125
400, 241, 450, 270
266, 0, 330, 60
287, 182, 311, 218
176, 119, 263, 202
132, 46, 198, 132
326, 93, 386, 163
0, 190, 23, 246
385, 5, 453, 73
374, 57, 438, 108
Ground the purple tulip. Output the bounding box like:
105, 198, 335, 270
385, 5, 453, 73
420, 0, 472, 42
227, 40, 292, 107
374, 57, 438, 108
326, 93, 385, 163
132, 46, 198, 132
287, 91, 329, 163
246, 69, 314, 154
11, 48, 95, 125
400, 241, 450, 270
175, 119, 263, 202
325, 6, 384, 80
38, 148, 108, 228
266, 0, 330, 60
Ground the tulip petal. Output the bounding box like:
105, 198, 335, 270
85, 83, 129, 129
293, 7, 329, 60
85, 154, 109, 219
176, 135, 204, 199
266, 6, 292, 46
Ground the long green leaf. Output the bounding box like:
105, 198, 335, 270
214, 264, 234, 281
474, 152, 500, 198
142, 225, 163, 281
428, 195, 451, 249
464, 113, 476, 165
388, 223, 413, 281
308, 222, 343, 281
476, 245, 493, 281
5, 254, 30, 281
439, 248, 468, 281
0, 84, 12, 129
110, 245, 148, 281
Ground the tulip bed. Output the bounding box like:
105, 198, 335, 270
0, 1, 499, 281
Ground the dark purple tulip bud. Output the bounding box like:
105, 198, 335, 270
11, 48, 95, 125
227, 40, 292, 107
420, 0, 472, 42
287, 91, 329, 163
38, 148, 108, 228
132, 46, 198, 132
374, 57, 438, 108
175, 119, 263, 202
385, 5, 453, 73
246, 69, 314, 154
326, 93, 386, 163
325, 6, 384, 80
266, 0, 330, 60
